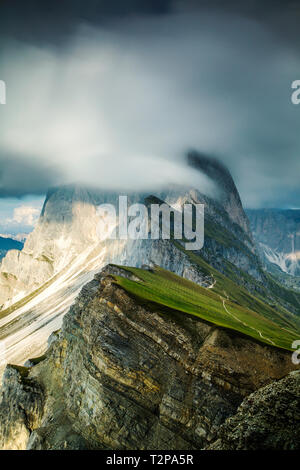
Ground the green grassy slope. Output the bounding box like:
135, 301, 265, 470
113, 265, 300, 351
145, 195, 300, 317
174, 241, 300, 329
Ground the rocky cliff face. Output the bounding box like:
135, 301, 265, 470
0, 186, 101, 309
247, 209, 300, 276
187, 152, 252, 236
209, 370, 300, 450
0, 266, 297, 450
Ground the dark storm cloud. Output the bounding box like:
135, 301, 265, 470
1, 0, 299, 44
0, 154, 63, 198
0, 0, 300, 206
0, 0, 171, 43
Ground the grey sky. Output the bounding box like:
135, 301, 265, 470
0, 0, 299, 208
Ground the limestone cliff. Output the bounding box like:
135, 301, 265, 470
0, 186, 101, 308
0, 266, 297, 450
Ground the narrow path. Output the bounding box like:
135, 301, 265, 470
220, 291, 275, 346
205, 275, 276, 346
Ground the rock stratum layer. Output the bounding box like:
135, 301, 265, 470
0, 266, 298, 450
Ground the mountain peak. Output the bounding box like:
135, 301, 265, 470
187, 151, 251, 234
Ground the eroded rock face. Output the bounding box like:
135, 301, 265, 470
0, 266, 296, 450
0, 365, 44, 450
209, 370, 300, 450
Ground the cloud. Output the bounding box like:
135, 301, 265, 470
5, 205, 40, 229
0, 8, 299, 207
0, 153, 63, 198
9, 205, 40, 226
0, 0, 172, 43
0, 197, 44, 235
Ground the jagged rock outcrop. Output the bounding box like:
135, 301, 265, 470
0, 365, 44, 450
209, 370, 300, 450
187, 152, 252, 236
0, 266, 297, 450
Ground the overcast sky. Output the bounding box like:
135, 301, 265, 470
0, 0, 299, 216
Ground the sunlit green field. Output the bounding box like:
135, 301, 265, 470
113, 265, 300, 351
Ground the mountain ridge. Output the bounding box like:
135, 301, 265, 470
0, 264, 298, 450
0, 154, 299, 374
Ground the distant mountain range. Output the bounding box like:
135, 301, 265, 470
247, 209, 300, 284
0, 236, 23, 261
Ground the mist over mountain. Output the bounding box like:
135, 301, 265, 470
1, 1, 300, 206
